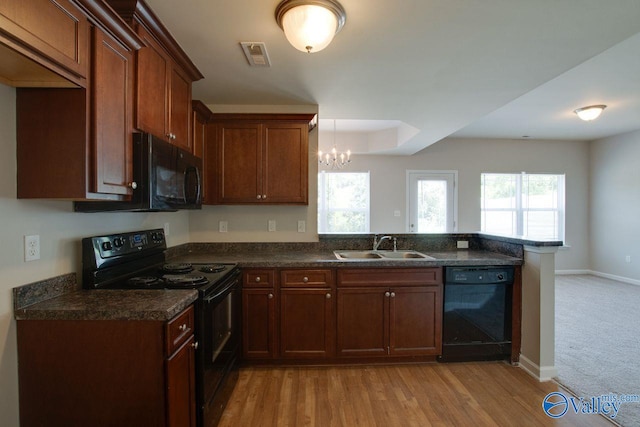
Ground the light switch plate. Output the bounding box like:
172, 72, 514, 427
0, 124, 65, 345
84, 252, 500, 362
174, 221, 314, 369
457, 240, 469, 249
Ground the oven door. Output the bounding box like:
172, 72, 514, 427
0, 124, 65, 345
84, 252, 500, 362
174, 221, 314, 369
198, 270, 241, 425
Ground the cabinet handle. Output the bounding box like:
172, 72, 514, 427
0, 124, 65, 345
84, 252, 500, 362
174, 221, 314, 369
192, 341, 199, 350
128, 182, 137, 190
262, 194, 267, 199
326, 293, 331, 299
302, 277, 309, 283
256, 195, 262, 199
179, 323, 187, 331
385, 291, 391, 297
268, 293, 274, 299
390, 292, 396, 298
255, 277, 261, 282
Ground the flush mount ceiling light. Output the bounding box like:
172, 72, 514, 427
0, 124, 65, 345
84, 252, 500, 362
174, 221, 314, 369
275, 0, 346, 53
574, 104, 607, 121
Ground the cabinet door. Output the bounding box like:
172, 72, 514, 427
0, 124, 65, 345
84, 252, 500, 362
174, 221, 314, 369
91, 26, 134, 196
218, 123, 263, 203
336, 287, 388, 357
389, 286, 442, 356
242, 288, 277, 359
280, 288, 334, 359
0, 0, 89, 83
166, 335, 196, 427
134, 26, 169, 139
169, 65, 192, 152
263, 122, 308, 204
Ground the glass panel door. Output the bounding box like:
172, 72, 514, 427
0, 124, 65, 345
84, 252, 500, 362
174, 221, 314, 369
407, 171, 456, 233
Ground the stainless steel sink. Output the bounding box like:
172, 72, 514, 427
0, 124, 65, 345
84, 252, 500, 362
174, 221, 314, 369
333, 250, 383, 259
334, 250, 434, 260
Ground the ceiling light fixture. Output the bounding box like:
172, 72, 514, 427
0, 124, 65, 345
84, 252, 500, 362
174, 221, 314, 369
319, 120, 351, 169
275, 0, 346, 53
574, 104, 607, 121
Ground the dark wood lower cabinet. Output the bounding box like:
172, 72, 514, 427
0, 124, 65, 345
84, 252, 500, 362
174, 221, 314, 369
241, 267, 443, 364
16, 306, 196, 427
280, 288, 335, 359
242, 287, 277, 359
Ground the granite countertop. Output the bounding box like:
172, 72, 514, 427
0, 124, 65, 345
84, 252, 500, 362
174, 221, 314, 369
14, 289, 198, 321
171, 249, 522, 268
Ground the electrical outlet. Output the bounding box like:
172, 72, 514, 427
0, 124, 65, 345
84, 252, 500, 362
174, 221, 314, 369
24, 235, 40, 261
394, 210, 401, 217
268, 220, 276, 232
626, 255, 631, 263
163, 222, 170, 237
297, 220, 306, 233
219, 221, 228, 233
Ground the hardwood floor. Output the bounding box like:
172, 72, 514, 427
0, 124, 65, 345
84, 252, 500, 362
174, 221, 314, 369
219, 362, 616, 426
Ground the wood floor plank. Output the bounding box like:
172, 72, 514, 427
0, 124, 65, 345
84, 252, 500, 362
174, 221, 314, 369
218, 362, 616, 427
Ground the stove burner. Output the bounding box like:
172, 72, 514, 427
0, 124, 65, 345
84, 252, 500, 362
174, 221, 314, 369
163, 274, 209, 287
199, 264, 227, 273
162, 263, 193, 274
127, 276, 162, 287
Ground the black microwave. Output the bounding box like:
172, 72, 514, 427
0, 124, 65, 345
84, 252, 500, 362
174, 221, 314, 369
75, 133, 202, 212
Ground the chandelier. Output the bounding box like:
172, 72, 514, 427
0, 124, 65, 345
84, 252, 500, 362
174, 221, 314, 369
318, 120, 351, 169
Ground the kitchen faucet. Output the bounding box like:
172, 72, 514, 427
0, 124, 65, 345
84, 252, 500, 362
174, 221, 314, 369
373, 235, 393, 251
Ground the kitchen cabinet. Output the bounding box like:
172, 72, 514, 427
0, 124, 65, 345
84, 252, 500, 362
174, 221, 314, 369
16, 7, 142, 200
242, 269, 278, 359
107, 0, 204, 153
192, 100, 215, 203
336, 268, 443, 358
17, 305, 197, 426
279, 269, 335, 359
0, 0, 89, 87
209, 113, 316, 205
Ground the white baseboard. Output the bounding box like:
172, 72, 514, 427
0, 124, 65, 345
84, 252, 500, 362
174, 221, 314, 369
555, 269, 591, 275
518, 355, 558, 382
555, 269, 640, 286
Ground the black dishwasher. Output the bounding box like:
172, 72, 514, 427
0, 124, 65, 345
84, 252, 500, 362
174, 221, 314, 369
438, 266, 514, 362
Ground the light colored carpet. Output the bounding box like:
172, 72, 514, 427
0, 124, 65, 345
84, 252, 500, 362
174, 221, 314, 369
555, 274, 640, 426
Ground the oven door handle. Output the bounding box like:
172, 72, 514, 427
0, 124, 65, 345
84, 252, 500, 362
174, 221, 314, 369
204, 278, 238, 304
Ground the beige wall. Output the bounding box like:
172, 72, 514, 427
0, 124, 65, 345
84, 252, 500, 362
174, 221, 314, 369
345, 137, 590, 271
590, 130, 640, 282
0, 84, 191, 426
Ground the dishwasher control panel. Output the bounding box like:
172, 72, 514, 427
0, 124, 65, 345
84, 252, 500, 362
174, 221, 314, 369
445, 266, 514, 284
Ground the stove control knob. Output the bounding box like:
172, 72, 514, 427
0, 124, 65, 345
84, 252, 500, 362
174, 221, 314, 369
101, 241, 112, 251
113, 237, 125, 248
497, 273, 504, 281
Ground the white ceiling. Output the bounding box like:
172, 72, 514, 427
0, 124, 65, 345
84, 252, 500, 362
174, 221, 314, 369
146, 0, 640, 154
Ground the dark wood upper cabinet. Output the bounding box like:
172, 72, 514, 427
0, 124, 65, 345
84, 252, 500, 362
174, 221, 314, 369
0, 0, 89, 87
192, 100, 214, 202
106, 0, 204, 153
16, 2, 142, 200
208, 113, 316, 205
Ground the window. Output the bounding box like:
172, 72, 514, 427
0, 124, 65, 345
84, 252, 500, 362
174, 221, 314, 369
318, 172, 370, 233
407, 171, 457, 233
481, 173, 565, 240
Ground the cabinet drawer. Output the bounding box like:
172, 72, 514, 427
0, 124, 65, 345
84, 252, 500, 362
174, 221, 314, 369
337, 268, 442, 287
243, 269, 276, 288
165, 305, 194, 356
281, 269, 334, 287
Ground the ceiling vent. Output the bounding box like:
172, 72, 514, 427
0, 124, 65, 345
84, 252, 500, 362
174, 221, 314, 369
240, 42, 271, 67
